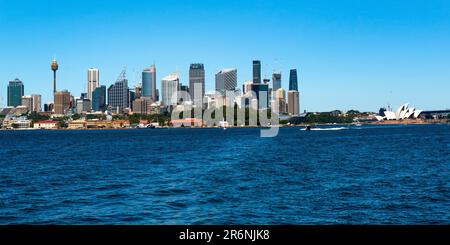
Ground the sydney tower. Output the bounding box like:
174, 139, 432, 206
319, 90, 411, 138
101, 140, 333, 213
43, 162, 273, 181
51, 58, 58, 94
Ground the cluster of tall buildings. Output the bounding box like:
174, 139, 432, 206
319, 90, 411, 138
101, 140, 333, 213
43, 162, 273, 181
4, 58, 301, 117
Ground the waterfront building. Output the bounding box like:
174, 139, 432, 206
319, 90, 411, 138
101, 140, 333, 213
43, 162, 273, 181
21, 96, 33, 112
107, 72, 129, 113
54, 90, 71, 115
2, 116, 30, 129
67, 119, 87, 129
170, 118, 204, 127
375, 104, 423, 121
31, 94, 42, 112
253, 60, 261, 84
272, 72, 282, 93
111, 120, 131, 128
161, 72, 179, 107
142, 65, 156, 101
288, 90, 300, 115
289, 69, 298, 91
189, 63, 205, 104
92, 85, 106, 112
87, 68, 100, 101
7, 78, 24, 107
33, 120, 60, 129
215, 68, 237, 95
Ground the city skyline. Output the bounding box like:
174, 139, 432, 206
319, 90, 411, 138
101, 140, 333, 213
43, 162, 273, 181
1, 0, 450, 111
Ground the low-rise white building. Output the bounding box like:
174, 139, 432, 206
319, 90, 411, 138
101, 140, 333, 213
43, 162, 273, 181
33, 120, 60, 129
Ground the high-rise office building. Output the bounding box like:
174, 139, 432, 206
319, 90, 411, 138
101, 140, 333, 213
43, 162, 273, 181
54, 90, 71, 114
44, 103, 54, 113
31, 94, 42, 112
161, 72, 179, 107
132, 97, 153, 114
7, 78, 24, 107
253, 60, 261, 84
250, 83, 269, 109
87, 68, 100, 101
243, 80, 253, 94
21, 96, 33, 111
107, 72, 129, 113
272, 73, 282, 93
275, 88, 286, 114
128, 89, 135, 110
134, 84, 142, 99
142, 65, 156, 101
288, 90, 300, 115
189, 63, 205, 104
92, 85, 106, 112
215, 68, 237, 95
76, 98, 91, 114
289, 69, 298, 91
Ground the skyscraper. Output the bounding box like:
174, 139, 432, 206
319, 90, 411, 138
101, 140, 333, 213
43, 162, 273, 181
161, 72, 179, 107
142, 65, 156, 101
87, 68, 100, 101
243, 80, 253, 94
288, 90, 300, 115
54, 90, 71, 115
272, 72, 282, 92
134, 84, 142, 99
289, 69, 298, 91
189, 63, 205, 104
76, 98, 91, 114
31, 94, 42, 112
253, 60, 261, 84
107, 71, 129, 113
251, 83, 269, 109
92, 85, 106, 112
215, 68, 237, 95
21, 96, 33, 111
51, 59, 58, 94
7, 78, 24, 107
275, 88, 286, 114
132, 97, 152, 114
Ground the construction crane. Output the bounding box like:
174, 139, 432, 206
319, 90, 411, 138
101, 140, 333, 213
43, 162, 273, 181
116, 67, 127, 82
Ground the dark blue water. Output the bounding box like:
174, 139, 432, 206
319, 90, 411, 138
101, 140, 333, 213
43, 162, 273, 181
0, 124, 449, 224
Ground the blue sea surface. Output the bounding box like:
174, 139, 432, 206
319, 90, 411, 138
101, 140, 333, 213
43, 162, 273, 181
0, 124, 449, 224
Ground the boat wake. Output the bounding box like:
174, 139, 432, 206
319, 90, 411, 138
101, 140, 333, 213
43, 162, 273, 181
300, 127, 348, 131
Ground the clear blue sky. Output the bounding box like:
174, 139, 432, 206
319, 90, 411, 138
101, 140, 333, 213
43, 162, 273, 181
1, 0, 449, 112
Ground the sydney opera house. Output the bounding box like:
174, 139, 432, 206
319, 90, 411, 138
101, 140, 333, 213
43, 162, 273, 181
376, 104, 423, 121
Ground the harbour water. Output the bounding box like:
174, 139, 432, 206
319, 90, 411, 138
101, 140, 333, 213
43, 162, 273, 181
0, 124, 449, 224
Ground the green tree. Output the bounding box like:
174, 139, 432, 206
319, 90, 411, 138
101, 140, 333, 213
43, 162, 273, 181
72, 113, 81, 120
